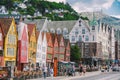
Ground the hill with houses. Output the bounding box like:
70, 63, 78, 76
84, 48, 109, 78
0, 0, 79, 21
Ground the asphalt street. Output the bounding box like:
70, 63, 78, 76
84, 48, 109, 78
71, 72, 120, 80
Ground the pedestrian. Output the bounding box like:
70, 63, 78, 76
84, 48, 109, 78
83, 65, 86, 76
50, 67, 54, 80
72, 64, 75, 76
64, 67, 67, 76
43, 66, 47, 79
79, 64, 83, 76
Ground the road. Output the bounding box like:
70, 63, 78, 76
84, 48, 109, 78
71, 72, 120, 80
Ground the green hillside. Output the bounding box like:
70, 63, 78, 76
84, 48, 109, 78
0, 0, 79, 21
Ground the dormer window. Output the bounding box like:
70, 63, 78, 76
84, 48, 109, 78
57, 28, 61, 34
63, 28, 68, 35
92, 26, 95, 30
50, 28, 55, 33
79, 20, 81, 26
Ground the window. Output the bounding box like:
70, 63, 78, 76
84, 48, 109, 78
22, 41, 25, 46
79, 36, 82, 41
92, 26, 95, 30
82, 29, 85, 34
63, 28, 68, 35
47, 47, 51, 52
0, 33, 2, 40
75, 29, 79, 35
71, 36, 75, 41
42, 54, 46, 59
93, 35, 94, 41
42, 47, 45, 52
57, 28, 61, 34
7, 48, 14, 56
8, 35, 16, 44
50, 29, 55, 33
79, 20, 81, 26
85, 36, 89, 41
11, 26, 14, 31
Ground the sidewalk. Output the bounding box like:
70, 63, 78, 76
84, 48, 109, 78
27, 71, 102, 80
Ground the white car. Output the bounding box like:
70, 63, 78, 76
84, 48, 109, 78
112, 66, 120, 72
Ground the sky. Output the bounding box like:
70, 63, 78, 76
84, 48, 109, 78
47, 0, 120, 18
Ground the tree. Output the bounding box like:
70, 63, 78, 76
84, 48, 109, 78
70, 45, 81, 63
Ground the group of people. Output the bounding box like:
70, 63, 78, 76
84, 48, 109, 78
22, 65, 54, 79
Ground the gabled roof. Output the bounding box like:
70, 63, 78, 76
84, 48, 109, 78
17, 22, 28, 40
47, 20, 76, 33
27, 24, 35, 37
24, 19, 46, 31
0, 18, 13, 37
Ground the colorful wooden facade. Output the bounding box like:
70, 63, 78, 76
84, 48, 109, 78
0, 24, 4, 67
46, 32, 54, 67
0, 18, 17, 67
27, 24, 37, 67
57, 34, 65, 61
64, 39, 70, 61
17, 22, 28, 70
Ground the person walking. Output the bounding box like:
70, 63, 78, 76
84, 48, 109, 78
72, 64, 75, 76
79, 64, 83, 76
43, 66, 47, 79
50, 67, 54, 80
83, 65, 86, 76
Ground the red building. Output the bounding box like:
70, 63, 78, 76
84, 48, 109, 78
53, 34, 59, 60
57, 34, 65, 61
46, 32, 54, 67
64, 39, 70, 61
0, 24, 4, 67
17, 22, 28, 71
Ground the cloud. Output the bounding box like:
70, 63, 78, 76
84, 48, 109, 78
47, 0, 66, 3
67, 0, 114, 13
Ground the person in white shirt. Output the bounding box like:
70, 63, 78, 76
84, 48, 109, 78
50, 67, 54, 80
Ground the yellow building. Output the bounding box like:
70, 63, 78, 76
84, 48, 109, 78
0, 18, 17, 67
27, 24, 37, 67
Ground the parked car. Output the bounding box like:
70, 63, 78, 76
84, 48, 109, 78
112, 66, 120, 72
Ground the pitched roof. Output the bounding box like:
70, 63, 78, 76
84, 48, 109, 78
17, 22, 28, 40
24, 19, 46, 31
27, 24, 35, 37
47, 20, 77, 33
0, 18, 13, 36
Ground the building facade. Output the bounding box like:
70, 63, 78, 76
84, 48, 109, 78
27, 24, 37, 67
0, 18, 17, 67
17, 22, 28, 70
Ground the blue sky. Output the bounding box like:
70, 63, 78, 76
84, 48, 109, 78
47, 0, 120, 18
